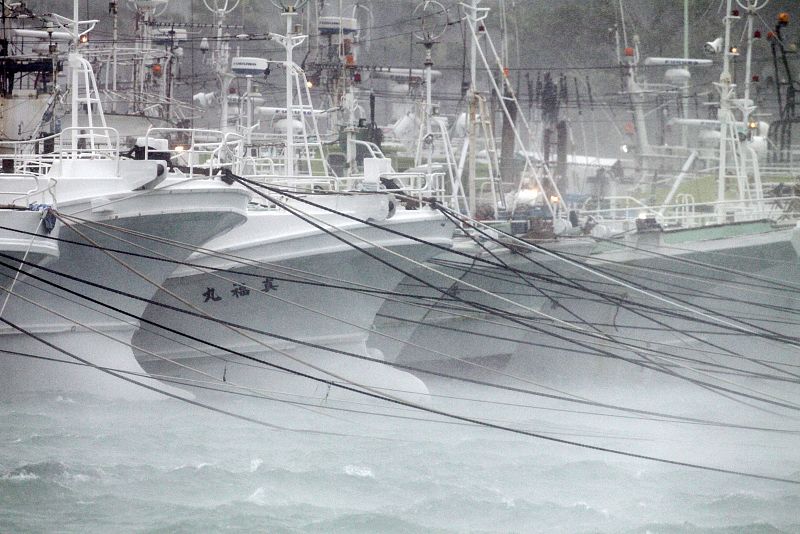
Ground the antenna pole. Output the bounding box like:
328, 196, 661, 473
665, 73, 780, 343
285, 10, 295, 176
109, 1, 118, 111
682, 0, 689, 147
71, 0, 79, 149
743, 0, 754, 114
467, 0, 479, 217
716, 0, 735, 212
424, 41, 434, 175
269, 2, 308, 177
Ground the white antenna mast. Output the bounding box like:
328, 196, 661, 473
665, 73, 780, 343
269, 0, 309, 177
46, 0, 99, 153
461, 2, 564, 220
736, 0, 768, 122
351, 2, 373, 53
716, 0, 738, 213
127, 1, 170, 113
202, 0, 240, 130
460, 0, 484, 217
413, 1, 448, 178
201, 0, 239, 75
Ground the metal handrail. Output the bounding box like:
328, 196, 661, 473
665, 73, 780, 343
0, 126, 121, 177
242, 175, 338, 192
144, 127, 245, 178
582, 196, 800, 229
352, 140, 385, 159
0, 172, 57, 207
58, 126, 120, 159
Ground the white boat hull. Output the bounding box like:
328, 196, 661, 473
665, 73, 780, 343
369, 237, 596, 379
133, 205, 452, 404
0, 183, 249, 400
0, 209, 60, 291
506, 224, 800, 405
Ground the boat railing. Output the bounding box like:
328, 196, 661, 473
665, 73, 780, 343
0, 127, 119, 160
377, 171, 448, 204
759, 161, 800, 178
241, 144, 334, 181
58, 127, 120, 161
240, 154, 278, 177
352, 140, 386, 160
245, 132, 330, 178
0, 137, 56, 176
582, 196, 800, 232
580, 195, 652, 221
236, 144, 341, 191
335, 139, 452, 206
143, 128, 244, 178
239, 172, 339, 193
744, 196, 800, 223
0, 171, 57, 208
0, 126, 121, 178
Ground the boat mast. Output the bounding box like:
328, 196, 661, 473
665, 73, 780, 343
467, 0, 478, 217
70, 0, 79, 149
681, 0, 689, 147
284, 8, 296, 176
104, 0, 118, 111
741, 0, 767, 124
204, 0, 238, 130
616, 1, 648, 174
716, 0, 736, 213
423, 36, 434, 180
412, 1, 448, 192
269, 0, 309, 177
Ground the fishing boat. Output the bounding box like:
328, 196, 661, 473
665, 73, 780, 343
500, 0, 800, 402
0, 5, 251, 400
130, 1, 454, 403
0, 182, 60, 292
64, 0, 189, 140
365, 1, 597, 380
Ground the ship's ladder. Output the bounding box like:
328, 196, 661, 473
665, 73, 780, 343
413, 104, 467, 213
292, 69, 332, 179
68, 53, 113, 154
475, 94, 505, 213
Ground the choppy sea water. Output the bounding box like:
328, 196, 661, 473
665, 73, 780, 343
1, 386, 799, 534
